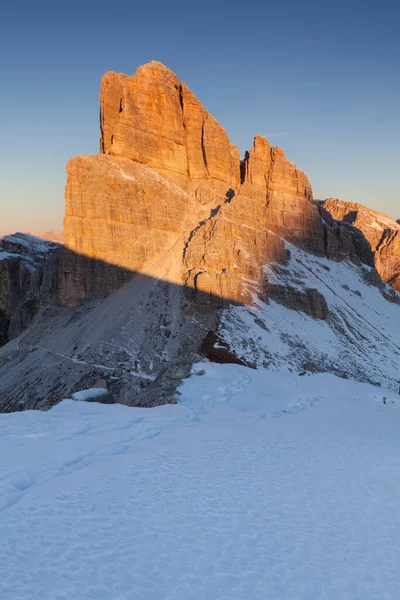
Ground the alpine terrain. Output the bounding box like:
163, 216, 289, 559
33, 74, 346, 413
0, 60, 399, 600
0, 61, 399, 410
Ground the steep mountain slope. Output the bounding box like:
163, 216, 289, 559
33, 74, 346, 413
0, 61, 399, 410
219, 243, 400, 390
0, 231, 398, 411
322, 199, 400, 290
0, 234, 59, 346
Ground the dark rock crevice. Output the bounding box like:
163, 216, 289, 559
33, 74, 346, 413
99, 107, 105, 154
201, 116, 210, 178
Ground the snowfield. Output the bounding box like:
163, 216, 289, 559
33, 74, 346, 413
1, 364, 400, 599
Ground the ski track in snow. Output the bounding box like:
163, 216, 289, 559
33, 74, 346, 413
1, 364, 400, 599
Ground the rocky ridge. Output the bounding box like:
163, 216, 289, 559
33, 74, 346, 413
0, 61, 399, 411
0, 234, 60, 346
65, 61, 372, 307
322, 199, 400, 291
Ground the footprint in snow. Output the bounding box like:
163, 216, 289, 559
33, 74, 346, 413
260, 396, 320, 420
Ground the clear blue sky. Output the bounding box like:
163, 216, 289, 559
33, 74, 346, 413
1, 0, 399, 234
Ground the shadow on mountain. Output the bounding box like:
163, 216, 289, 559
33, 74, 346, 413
0, 214, 392, 413
0, 241, 253, 412
0, 240, 234, 349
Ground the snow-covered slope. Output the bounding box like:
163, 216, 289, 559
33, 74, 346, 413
0, 363, 400, 599
220, 242, 400, 391
1, 235, 399, 410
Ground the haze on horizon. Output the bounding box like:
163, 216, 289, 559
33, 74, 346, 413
0, 0, 399, 235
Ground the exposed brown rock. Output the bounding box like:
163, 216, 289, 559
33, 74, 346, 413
64, 61, 382, 310
322, 199, 400, 290
182, 188, 290, 305
181, 82, 240, 190
65, 154, 198, 273
100, 64, 188, 184
241, 136, 323, 254
99, 62, 240, 190
66, 61, 336, 307
58, 248, 133, 306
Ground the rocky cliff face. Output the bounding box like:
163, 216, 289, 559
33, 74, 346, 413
322, 199, 400, 291
0, 234, 59, 346
1, 62, 398, 412
65, 61, 243, 307
64, 61, 372, 307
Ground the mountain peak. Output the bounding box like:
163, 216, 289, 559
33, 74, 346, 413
0, 61, 399, 410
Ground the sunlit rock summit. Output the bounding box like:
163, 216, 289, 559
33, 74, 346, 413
0, 61, 399, 411
65, 61, 370, 306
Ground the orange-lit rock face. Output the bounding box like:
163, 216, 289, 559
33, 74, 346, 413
65, 154, 198, 272
322, 199, 400, 290
65, 61, 326, 306
100, 65, 188, 183
182, 135, 325, 306
241, 136, 323, 254
99, 62, 240, 190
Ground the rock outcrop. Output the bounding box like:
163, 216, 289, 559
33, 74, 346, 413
0, 234, 59, 346
99, 64, 240, 191
322, 199, 400, 290
1, 61, 398, 412
65, 61, 372, 308
262, 283, 330, 320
